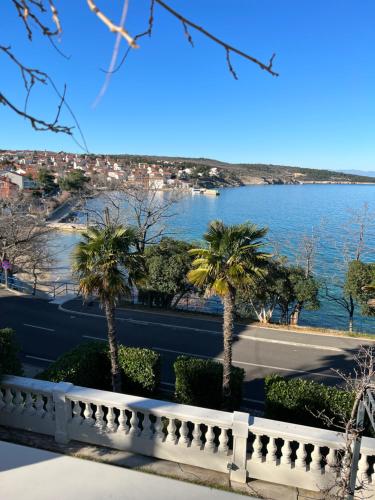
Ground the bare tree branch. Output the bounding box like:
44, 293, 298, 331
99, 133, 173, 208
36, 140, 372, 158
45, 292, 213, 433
155, 0, 279, 78
86, 0, 138, 48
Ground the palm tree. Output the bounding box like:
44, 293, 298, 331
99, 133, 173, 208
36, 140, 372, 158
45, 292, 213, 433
187, 220, 269, 404
72, 224, 141, 392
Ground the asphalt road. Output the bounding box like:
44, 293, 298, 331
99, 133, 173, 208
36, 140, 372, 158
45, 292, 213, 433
1, 295, 372, 410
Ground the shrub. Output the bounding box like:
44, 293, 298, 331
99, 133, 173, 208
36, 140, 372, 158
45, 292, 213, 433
174, 356, 245, 411
264, 374, 354, 430
37, 342, 111, 390
37, 341, 161, 396
118, 346, 161, 396
0, 328, 23, 378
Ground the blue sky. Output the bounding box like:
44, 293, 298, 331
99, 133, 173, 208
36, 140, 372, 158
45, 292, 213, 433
1, 1, 374, 170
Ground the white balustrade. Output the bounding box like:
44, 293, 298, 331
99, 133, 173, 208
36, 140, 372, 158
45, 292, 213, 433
0, 375, 374, 495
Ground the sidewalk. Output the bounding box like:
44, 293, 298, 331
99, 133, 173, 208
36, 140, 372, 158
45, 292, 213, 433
0, 441, 254, 500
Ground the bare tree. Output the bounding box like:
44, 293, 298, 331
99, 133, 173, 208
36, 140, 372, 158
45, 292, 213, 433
80, 186, 180, 253
17, 235, 56, 295
312, 346, 375, 500
325, 203, 375, 332
0, 199, 52, 287
1, 1, 278, 146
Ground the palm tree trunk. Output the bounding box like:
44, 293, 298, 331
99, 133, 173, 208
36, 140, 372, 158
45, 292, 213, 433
222, 287, 235, 405
104, 300, 122, 392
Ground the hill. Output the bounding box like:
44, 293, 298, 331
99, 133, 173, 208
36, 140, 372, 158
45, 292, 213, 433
114, 154, 375, 186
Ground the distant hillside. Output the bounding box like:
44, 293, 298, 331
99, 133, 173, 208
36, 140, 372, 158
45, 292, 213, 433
339, 169, 375, 178
115, 154, 375, 185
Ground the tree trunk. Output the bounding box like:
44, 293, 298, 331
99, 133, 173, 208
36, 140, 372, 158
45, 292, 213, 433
104, 300, 122, 392
348, 294, 354, 332
290, 302, 302, 326
222, 287, 235, 406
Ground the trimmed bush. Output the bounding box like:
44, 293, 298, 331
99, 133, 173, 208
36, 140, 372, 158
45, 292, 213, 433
174, 356, 245, 411
37, 341, 111, 390
38, 341, 161, 396
0, 328, 23, 378
264, 374, 354, 430
118, 346, 161, 396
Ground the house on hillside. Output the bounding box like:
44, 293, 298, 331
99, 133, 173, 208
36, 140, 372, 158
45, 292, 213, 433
1, 170, 37, 190
0, 176, 19, 198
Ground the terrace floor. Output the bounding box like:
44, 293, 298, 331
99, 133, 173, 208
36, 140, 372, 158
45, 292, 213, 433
0, 440, 252, 500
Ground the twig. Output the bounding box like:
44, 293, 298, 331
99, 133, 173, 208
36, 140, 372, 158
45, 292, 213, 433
0, 91, 72, 134
155, 0, 279, 78
86, 0, 138, 48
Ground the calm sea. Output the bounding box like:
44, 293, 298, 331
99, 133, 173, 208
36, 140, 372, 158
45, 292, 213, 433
51, 184, 375, 333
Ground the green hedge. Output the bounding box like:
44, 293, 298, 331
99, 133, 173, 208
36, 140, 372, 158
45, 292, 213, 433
0, 328, 23, 378
118, 346, 160, 396
174, 356, 245, 411
38, 341, 160, 396
264, 374, 354, 430
37, 342, 111, 389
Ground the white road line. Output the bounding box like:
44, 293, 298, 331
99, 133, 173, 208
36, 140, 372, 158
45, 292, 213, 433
242, 336, 344, 352
120, 318, 343, 351
83, 335, 106, 341
243, 397, 265, 406
152, 347, 341, 380
23, 323, 55, 332
25, 355, 55, 363
61, 305, 350, 352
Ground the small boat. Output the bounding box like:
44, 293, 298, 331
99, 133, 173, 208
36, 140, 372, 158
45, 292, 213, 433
204, 189, 220, 196
191, 187, 204, 194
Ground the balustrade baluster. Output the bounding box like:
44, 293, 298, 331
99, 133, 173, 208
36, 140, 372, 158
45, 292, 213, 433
167, 417, 177, 444
205, 425, 216, 451
118, 409, 129, 433
358, 453, 369, 480
35, 394, 45, 418
326, 447, 337, 472
178, 420, 189, 446
252, 434, 263, 462
266, 437, 278, 464
0, 389, 5, 411
4, 388, 14, 412
192, 422, 202, 447
142, 413, 153, 439
95, 404, 105, 430
106, 406, 117, 432
280, 440, 292, 466
295, 442, 307, 469
45, 396, 54, 420
218, 428, 229, 453
129, 409, 139, 435
154, 416, 165, 440
310, 444, 322, 471
13, 390, 24, 414
72, 400, 83, 424
129, 409, 139, 436
83, 401, 94, 426
24, 392, 35, 415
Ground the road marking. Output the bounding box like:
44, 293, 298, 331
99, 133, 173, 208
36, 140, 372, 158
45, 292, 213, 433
25, 355, 55, 363
120, 318, 343, 351
242, 335, 344, 352
152, 347, 341, 380
60, 304, 353, 352
243, 397, 265, 406
23, 323, 55, 332
83, 335, 106, 341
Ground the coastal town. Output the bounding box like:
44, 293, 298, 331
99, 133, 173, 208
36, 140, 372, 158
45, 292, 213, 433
1, 149, 375, 204
0, 149, 230, 203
